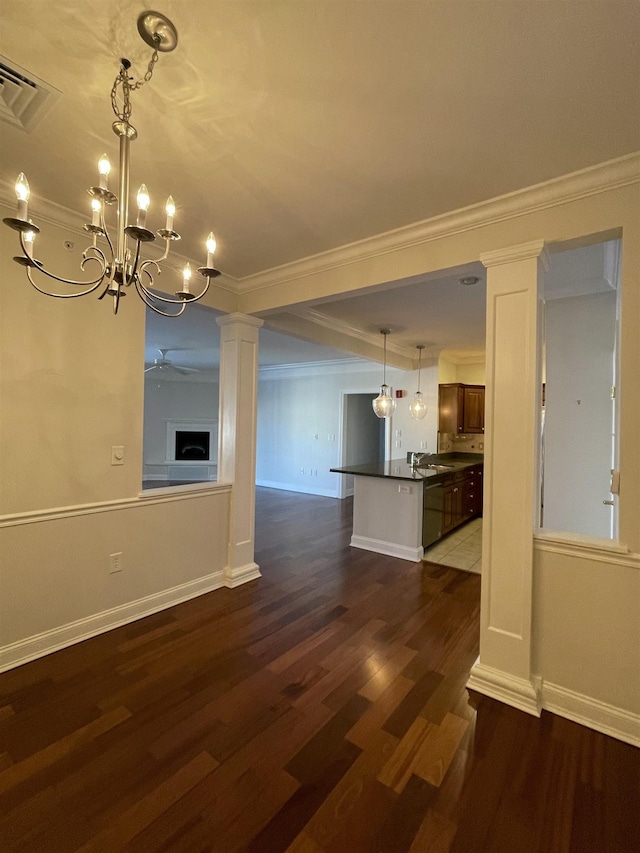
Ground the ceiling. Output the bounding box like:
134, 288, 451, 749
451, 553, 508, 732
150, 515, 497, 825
1, 2, 638, 369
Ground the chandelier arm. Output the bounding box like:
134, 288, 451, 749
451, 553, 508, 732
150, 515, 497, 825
137, 261, 213, 305
25, 264, 107, 299
18, 231, 107, 289
133, 278, 186, 316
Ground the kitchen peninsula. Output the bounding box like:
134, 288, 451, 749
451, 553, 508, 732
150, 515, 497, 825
331, 453, 483, 562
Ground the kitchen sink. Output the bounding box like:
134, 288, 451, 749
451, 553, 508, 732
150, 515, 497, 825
420, 463, 455, 471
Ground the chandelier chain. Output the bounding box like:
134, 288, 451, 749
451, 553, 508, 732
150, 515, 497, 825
110, 46, 160, 122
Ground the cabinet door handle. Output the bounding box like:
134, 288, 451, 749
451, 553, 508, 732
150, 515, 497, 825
603, 500, 614, 506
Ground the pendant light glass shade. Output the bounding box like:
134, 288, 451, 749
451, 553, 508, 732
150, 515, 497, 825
409, 391, 427, 420
372, 329, 396, 419
409, 345, 428, 420
373, 383, 396, 418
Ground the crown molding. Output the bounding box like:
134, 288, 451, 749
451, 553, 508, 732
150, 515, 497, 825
259, 358, 371, 378
440, 349, 486, 366
4, 151, 638, 299
290, 307, 425, 359
237, 152, 640, 293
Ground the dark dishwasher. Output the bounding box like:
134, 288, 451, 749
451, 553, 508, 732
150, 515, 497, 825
423, 481, 444, 548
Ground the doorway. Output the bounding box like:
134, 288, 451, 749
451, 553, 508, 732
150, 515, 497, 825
339, 392, 386, 497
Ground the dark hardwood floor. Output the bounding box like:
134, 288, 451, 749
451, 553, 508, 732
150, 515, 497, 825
0, 487, 638, 851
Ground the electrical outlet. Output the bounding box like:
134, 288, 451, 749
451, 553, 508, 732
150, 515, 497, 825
300, 468, 305, 475
109, 552, 123, 573
395, 440, 402, 448
420, 440, 427, 449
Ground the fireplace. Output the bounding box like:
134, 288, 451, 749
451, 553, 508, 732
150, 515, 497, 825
166, 420, 217, 464
175, 430, 210, 461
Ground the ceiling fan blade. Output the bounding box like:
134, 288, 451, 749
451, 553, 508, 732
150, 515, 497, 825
174, 366, 200, 374
144, 365, 158, 373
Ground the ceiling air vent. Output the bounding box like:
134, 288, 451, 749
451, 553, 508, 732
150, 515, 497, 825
0, 55, 60, 132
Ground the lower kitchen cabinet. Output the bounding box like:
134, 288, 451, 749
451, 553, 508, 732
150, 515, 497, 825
441, 466, 483, 536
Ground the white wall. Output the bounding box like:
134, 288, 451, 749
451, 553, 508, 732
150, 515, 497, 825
0, 204, 232, 670
256, 359, 439, 496
543, 290, 616, 538
534, 544, 640, 732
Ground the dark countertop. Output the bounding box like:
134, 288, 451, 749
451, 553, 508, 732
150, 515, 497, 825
330, 453, 484, 483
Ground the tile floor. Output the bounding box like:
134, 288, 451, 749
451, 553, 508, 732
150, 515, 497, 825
423, 517, 483, 573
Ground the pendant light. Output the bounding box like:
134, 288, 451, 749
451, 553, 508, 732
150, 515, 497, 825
372, 329, 396, 419
409, 344, 428, 420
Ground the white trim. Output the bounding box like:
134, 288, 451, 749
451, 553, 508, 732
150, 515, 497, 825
290, 308, 421, 361
541, 682, 640, 748
350, 534, 423, 563
236, 152, 640, 293
224, 562, 262, 588
3, 153, 638, 297
468, 660, 542, 716
534, 533, 640, 569
259, 358, 370, 379
0, 483, 232, 528
0, 571, 225, 674
256, 480, 340, 499
480, 240, 548, 269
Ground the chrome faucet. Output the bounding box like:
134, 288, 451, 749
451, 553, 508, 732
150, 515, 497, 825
410, 451, 430, 467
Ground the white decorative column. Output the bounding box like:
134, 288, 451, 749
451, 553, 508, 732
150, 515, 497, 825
468, 240, 548, 715
216, 312, 264, 587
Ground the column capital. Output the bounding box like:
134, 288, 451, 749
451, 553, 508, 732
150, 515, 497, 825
481, 240, 550, 271
216, 312, 264, 330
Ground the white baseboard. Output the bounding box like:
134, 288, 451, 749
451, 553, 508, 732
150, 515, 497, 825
467, 662, 639, 746
224, 562, 262, 588
468, 660, 542, 716
256, 479, 339, 498
542, 681, 640, 748
0, 571, 225, 674
350, 534, 423, 563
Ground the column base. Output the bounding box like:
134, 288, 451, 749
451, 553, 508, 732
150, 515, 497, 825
224, 562, 261, 588
468, 659, 542, 717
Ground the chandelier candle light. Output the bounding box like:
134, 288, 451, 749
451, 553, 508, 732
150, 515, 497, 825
3, 11, 220, 317
409, 344, 428, 420
372, 329, 396, 419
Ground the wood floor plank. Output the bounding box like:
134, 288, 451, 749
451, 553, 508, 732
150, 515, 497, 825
0, 705, 131, 795
76, 750, 219, 851
412, 712, 469, 787
294, 728, 398, 850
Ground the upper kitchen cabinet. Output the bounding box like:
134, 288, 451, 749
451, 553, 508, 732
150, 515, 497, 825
438, 383, 485, 434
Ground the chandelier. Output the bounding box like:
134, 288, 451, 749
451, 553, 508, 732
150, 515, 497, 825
3, 11, 219, 317
408, 344, 428, 419
372, 329, 396, 419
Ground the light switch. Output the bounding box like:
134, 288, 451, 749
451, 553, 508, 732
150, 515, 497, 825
111, 445, 125, 466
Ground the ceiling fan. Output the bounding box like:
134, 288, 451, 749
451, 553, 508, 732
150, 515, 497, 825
144, 348, 199, 375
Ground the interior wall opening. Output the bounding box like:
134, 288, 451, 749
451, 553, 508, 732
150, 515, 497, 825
540, 237, 621, 540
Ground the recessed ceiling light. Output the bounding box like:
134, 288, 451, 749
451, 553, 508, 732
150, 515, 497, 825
458, 275, 480, 286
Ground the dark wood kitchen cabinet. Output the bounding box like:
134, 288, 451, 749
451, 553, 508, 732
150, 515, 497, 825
462, 466, 483, 519
438, 383, 485, 434
441, 466, 483, 535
